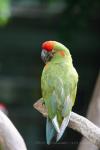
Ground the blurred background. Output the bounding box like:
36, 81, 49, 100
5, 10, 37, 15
0, 0, 100, 150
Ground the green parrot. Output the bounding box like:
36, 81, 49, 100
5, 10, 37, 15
41, 41, 78, 144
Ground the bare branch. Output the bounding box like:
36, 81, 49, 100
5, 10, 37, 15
33, 99, 100, 148
78, 72, 100, 150
0, 110, 27, 150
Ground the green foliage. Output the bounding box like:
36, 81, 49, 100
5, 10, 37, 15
0, 0, 11, 26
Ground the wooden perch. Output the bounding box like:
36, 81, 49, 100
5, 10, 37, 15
33, 99, 100, 148
78, 72, 100, 150
0, 110, 27, 150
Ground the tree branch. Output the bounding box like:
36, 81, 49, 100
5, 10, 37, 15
78, 72, 100, 150
0, 110, 27, 150
33, 99, 100, 148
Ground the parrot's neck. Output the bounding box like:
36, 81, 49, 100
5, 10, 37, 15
51, 51, 72, 65
51, 42, 73, 64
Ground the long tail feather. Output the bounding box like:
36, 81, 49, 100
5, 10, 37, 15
52, 115, 60, 133
46, 117, 56, 144
56, 112, 71, 142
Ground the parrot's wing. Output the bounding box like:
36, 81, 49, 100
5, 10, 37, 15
44, 76, 71, 142
57, 95, 72, 141
45, 91, 60, 132
46, 117, 56, 144
62, 95, 73, 117
45, 91, 60, 144
45, 91, 57, 119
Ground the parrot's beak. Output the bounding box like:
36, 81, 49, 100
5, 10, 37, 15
41, 50, 53, 64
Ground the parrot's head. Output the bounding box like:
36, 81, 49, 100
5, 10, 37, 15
41, 41, 71, 64
41, 41, 55, 63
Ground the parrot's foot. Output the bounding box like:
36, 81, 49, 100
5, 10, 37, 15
42, 101, 45, 105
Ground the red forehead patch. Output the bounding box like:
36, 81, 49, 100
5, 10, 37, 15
42, 41, 54, 52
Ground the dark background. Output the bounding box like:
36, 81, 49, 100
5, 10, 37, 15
0, 0, 100, 150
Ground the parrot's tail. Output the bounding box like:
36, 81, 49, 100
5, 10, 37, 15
46, 117, 56, 144
56, 111, 71, 142
46, 112, 71, 144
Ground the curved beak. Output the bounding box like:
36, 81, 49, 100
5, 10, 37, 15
41, 50, 52, 64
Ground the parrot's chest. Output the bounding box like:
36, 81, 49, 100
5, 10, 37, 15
43, 62, 70, 81
41, 62, 78, 95
41, 62, 71, 94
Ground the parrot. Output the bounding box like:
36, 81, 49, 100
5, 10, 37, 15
41, 41, 78, 144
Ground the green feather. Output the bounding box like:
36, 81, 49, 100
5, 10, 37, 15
45, 91, 57, 119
